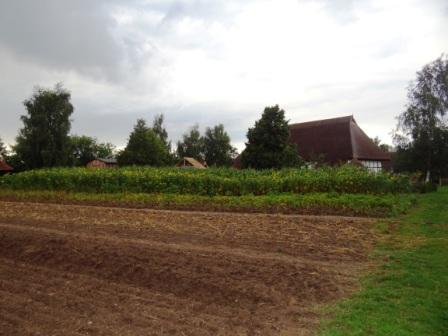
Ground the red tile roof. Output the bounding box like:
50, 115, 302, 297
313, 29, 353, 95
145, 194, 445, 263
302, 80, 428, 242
289, 115, 390, 162
0, 160, 13, 171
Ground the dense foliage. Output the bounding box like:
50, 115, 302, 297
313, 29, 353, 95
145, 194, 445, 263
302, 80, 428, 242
118, 119, 171, 166
0, 165, 411, 195
395, 55, 448, 181
14, 83, 73, 169
69, 135, 115, 166
241, 105, 300, 169
152, 114, 173, 157
203, 124, 237, 167
176, 124, 204, 162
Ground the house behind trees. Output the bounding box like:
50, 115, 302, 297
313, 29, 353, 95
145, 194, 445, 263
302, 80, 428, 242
234, 115, 391, 171
86, 158, 118, 169
176, 157, 207, 169
0, 160, 13, 175
289, 116, 391, 172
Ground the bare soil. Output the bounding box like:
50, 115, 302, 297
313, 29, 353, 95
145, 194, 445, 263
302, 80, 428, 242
0, 201, 376, 336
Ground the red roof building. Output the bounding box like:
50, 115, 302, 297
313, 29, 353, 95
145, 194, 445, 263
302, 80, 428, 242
234, 115, 391, 171
86, 158, 118, 168
0, 160, 13, 174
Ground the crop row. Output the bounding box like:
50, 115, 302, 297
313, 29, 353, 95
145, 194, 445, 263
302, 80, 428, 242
0, 189, 416, 217
0, 165, 412, 195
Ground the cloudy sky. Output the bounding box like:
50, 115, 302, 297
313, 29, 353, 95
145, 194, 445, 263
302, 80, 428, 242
1, 0, 447, 151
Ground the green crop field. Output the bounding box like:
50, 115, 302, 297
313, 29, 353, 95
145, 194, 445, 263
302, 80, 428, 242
0, 165, 416, 216
0, 165, 411, 195
0, 189, 416, 217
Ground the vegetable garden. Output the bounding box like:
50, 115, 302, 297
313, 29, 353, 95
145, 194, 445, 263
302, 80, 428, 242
0, 165, 411, 195
0, 166, 415, 217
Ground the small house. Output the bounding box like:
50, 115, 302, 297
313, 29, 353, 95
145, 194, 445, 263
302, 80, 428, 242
175, 157, 207, 169
0, 160, 13, 175
86, 158, 118, 169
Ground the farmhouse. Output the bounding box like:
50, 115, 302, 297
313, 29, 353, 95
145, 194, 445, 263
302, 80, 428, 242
176, 157, 207, 169
0, 160, 13, 175
86, 158, 118, 169
234, 115, 391, 172
289, 116, 391, 171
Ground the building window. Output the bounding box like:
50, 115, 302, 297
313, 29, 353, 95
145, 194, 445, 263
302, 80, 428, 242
361, 160, 382, 173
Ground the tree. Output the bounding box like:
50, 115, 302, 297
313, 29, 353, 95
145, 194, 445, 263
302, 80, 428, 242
394, 127, 448, 183
432, 127, 448, 181
396, 55, 448, 181
152, 113, 174, 164
241, 105, 300, 169
118, 119, 169, 166
0, 137, 7, 160
152, 114, 170, 148
203, 124, 237, 167
96, 142, 116, 160
176, 124, 204, 162
14, 83, 74, 169
69, 135, 116, 166
371, 136, 392, 152
371, 136, 381, 146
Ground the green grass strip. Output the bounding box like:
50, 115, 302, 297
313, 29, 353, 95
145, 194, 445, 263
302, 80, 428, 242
320, 187, 448, 335
0, 189, 415, 217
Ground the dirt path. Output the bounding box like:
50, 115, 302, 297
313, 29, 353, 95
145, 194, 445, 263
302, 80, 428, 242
0, 201, 376, 335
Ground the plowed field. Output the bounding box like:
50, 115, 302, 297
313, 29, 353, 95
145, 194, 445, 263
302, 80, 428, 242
0, 201, 376, 336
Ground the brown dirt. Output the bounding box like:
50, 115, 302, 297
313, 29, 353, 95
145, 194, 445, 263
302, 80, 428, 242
0, 201, 376, 336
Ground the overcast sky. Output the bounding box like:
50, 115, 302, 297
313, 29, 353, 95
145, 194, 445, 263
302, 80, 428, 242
1, 0, 447, 151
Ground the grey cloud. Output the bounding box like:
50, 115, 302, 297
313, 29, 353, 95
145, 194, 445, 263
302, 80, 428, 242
0, 1, 124, 79
0, 0, 249, 82
0, 0, 166, 81
1, 0, 446, 153
125, 0, 245, 55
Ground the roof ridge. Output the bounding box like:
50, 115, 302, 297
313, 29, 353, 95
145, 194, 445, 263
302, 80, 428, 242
289, 115, 353, 128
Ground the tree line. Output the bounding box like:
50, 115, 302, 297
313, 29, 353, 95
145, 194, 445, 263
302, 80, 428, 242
0, 84, 239, 170
1, 55, 447, 179
0, 83, 302, 171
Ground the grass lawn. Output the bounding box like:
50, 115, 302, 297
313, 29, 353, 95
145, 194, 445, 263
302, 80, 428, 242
320, 187, 448, 335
